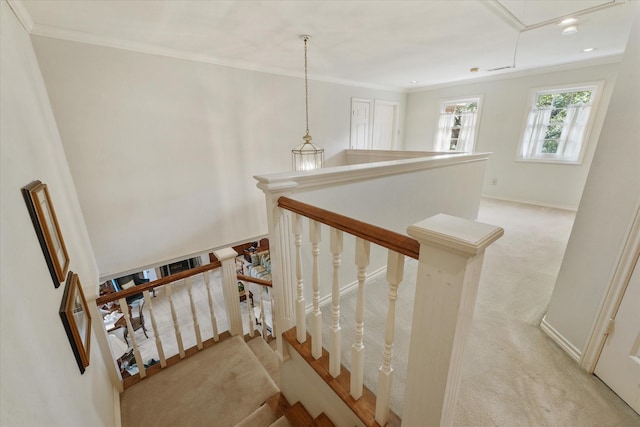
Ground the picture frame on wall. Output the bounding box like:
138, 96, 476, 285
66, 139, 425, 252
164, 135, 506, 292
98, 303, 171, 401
22, 180, 70, 287
60, 272, 92, 374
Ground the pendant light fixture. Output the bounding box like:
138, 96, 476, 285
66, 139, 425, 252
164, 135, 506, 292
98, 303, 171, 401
292, 35, 324, 171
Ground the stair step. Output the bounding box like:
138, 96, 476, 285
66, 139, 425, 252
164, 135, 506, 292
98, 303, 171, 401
234, 403, 278, 427
271, 415, 293, 427
120, 335, 279, 427
283, 327, 400, 427
313, 413, 334, 427
285, 402, 314, 426
246, 335, 280, 387
265, 392, 289, 419
122, 330, 233, 389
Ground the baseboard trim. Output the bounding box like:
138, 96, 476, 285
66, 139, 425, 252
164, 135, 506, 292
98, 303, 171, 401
308, 265, 387, 313
481, 195, 578, 212
540, 316, 582, 362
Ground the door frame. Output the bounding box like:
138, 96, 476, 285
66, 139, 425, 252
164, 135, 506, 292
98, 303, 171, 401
581, 197, 640, 372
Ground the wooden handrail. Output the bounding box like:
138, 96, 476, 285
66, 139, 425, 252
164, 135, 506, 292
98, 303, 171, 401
96, 260, 222, 306
278, 196, 420, 260
237, 274, 272, 288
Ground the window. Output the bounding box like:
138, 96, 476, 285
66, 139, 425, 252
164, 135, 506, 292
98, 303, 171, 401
517, 82, 602, 164
435, 97, 481, 152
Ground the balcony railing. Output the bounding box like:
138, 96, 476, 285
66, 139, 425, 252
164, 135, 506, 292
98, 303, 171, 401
255, 151, 502, 426
273, 197, 502, 425
94, 254, 273, 389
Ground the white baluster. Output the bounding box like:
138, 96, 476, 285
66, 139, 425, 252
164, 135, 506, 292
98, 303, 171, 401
375, 250, 404, 425
203, 270, 220, 342
329, 227, 343, 378
270, 289, 276, 338
120, 297, 146, 378
247, 287, 255, 337
310, 219, 322, 359
260, 287, 268, 340
350, 238, 370, 399
185, 276, 203, 350
143, 289, 166, 368
293, 213, 306, 343
166, 282, 185, 358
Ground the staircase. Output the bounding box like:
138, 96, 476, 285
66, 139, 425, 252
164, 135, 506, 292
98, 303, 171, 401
108, 152, 502, 427
119, 334, 335, 427
237, 397, 335, 427
238, 337, 335, 427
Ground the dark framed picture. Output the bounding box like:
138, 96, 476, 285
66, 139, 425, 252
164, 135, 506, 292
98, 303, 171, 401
60, 272, 92, 374
22, 180, 70, 287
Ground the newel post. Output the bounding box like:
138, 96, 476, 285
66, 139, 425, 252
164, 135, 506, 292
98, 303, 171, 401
255, 179, 298, 360
403, 214, 503, 427
214, 247, 244, 337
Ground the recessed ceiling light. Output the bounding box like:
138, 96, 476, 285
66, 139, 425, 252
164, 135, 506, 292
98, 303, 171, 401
562, 25, 578, 35
583, 47, 596, 53
560, 17, 577, 26
410, 80, 419, 84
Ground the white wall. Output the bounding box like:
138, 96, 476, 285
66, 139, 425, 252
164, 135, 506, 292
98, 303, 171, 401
544, 8, 640, 354
30, 36, 406, 279
256, 153, 488, 314
0, 2, 116, 425
403, 62, 619, 210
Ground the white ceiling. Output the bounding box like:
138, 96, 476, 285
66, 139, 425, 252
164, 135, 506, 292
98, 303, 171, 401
13, 0, 637, 90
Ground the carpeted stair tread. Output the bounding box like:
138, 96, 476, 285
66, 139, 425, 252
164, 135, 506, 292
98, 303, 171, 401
247, 336, 279, 386
270, 415, 294, 427
120, 335, 279, 427
234, 403, 278, 427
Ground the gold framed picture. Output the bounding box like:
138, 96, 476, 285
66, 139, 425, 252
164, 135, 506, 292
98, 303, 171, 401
22, 180, 70, 287
60, 272, 92, 373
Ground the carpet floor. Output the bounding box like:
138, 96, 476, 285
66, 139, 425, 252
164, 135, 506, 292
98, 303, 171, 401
120, 335, 278, 427
119, 198, 640, 426
319, 198, 640, 426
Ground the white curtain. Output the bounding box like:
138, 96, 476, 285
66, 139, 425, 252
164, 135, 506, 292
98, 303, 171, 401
558, 103, 591, 162
457, 112, 477, 152
435, 113, 455, 151
521, 107, 553, 158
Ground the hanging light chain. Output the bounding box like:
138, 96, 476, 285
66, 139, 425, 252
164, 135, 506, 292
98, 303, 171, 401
303, 35, 310, 139
292, 34, 323, 171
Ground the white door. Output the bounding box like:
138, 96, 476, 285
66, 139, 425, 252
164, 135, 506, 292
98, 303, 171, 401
350, 98, 371, 149
371, 100, 399, 149
594, 249, 640, 414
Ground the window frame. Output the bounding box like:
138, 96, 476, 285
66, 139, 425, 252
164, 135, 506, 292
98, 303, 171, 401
434, 95, 483, 153
516, 81, 604, 165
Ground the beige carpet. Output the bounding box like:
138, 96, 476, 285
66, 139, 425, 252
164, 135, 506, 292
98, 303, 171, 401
246, 337, 280, 387
120, 335, 279, 427
319, 198, 640, 426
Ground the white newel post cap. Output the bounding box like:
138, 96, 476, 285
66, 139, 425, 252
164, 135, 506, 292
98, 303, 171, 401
407, 214, 504, 257
213, 247, 239, 262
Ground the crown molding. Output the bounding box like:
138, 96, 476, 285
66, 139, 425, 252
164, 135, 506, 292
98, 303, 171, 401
6, 0, 34, 33
14, 0, 623, 95
407, 55, 623, 93
28, 22, 404, 93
